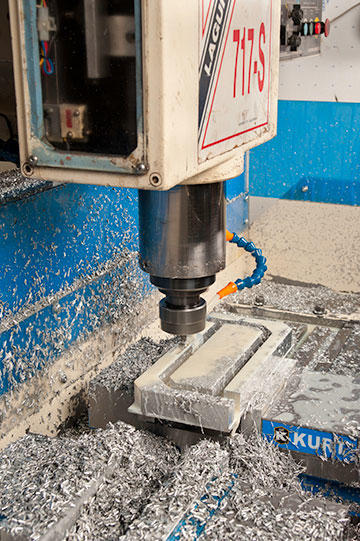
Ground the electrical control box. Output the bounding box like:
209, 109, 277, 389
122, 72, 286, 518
9, 0, 280, 189
280, 0, 330, 61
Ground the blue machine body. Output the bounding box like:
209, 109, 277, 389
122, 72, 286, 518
250, 100, 360, 206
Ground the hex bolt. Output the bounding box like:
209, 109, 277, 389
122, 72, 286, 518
313, 304, 326, 316
149, 173, 162, 187
254, 295, 265, 306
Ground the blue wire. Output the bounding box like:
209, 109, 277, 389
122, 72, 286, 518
228, 232, 267, 291
43, 57, 54, 75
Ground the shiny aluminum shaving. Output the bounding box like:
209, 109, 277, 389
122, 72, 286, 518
201, 434, 349, 540
0, 180, 142, 432
122, 439, 229, 541
124, 434, 349, 541
65, 428, 179, 540
89, 336, 180, 395
218, 281, 360, 380
226, 280, 360, 318
0, 421, 179, 541
0, 168, 51, 205
0, 424, 351, 540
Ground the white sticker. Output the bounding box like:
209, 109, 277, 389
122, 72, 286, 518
199, 0, 273, 163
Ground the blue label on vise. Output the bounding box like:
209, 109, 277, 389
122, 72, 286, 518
262, 420, 358, 463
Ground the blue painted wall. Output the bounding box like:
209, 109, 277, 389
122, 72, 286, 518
0, 176, 246, 396
249, 100, 360, 206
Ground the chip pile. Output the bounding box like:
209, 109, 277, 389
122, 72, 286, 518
0, 421, 352, 540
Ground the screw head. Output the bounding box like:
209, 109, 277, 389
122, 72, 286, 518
126, 31, 135, 43
59, 371, 67, 384
135, 162, 147, 175
73, 109, 80, 117
301, 185, 309, 193
254, 295, 265, 307
28, 155, 38, 166
67, 131, 73, 139
313, 304, 326, 316
149, 173, 162, 187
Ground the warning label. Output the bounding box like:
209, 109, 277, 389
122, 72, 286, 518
199, 0, 273, 163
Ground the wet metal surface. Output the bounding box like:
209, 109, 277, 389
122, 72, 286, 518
130, 315, 293, 433
267, 370, 360, 435
168, 324, 263, 396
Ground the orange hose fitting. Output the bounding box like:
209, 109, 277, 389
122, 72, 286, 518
217, 281, 238, 300
226, 230, 234, 242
